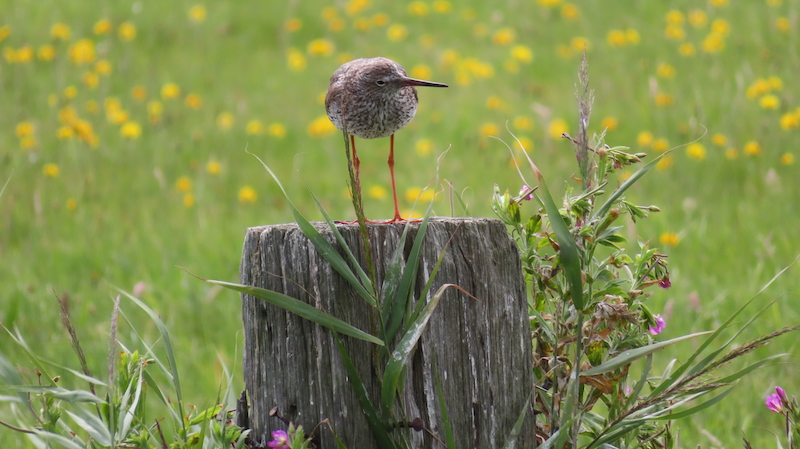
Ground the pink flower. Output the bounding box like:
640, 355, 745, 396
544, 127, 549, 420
658, 276, 671, 289
766, 393, 784, 413
518, 185, 534, 201
649, 314, 666, 335
267, 430, 289, 448
777, 386, 788, 401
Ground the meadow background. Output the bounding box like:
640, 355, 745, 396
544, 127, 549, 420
1, 0, 799, 446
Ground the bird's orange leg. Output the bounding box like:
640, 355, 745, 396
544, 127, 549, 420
387, 133, 403, 222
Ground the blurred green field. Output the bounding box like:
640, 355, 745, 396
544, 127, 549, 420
1, 0, 799, 446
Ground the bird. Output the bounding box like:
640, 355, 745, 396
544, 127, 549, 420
325, 57, 448, 223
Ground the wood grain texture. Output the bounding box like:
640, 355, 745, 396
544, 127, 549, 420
240, 217, 534, 448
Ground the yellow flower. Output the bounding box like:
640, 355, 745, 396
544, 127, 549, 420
267, 123, 287, 138
57, 126, 74, 139
538, 0, 563, 6
560, 3, 579, 19
710, 0, 729, 6
607, 29, 627, 47
657, 63, 675, 78
118, 22, 137, 41
776, 17, 790, 32
415, 138, 433, 156
688, 9, 708, 28
287, 48, 307, 71
744, 141, 761, 156
711, 19, 730, 36
768, 76, 783, 90
486, 96, 503, 110
655, 93, 674, 106
746, 78, 771, 98
121, 121, 142, 138
183, 193, 195, 208
601, 116, 618, 131
148, 100, 163, 123
686, 143, 706, 160
238, 186, 258, 203
0, 25, 10, 40
410, 64, 433, 80
43, 163, 60, 178
175, 176, 192, 192
514, 136, 533, 152
656, 155, 674, 170
107, 109, 129, 125
160, 83, 180, 99
404, 187, 434, 202
285, 18, 302, 32
307, 38, 335, 56
51, 23, 71, 40
86, 100, 99, 113
20, 135, 37, 149
711, 133, 727, 146
664, 25, 685, 41
510, 44, 533, 63
679, 42, 696, 56
479, 122, 500, 137
308, 115, 338, 137
433, 1, 452, 13
513, 116, 534, 131
725, 148, 739, 159
387, 24, 408, 41
570, 36, 590, 51
94, 19, 112, 35
702, 33, 725, 53
408, 1, 429, 16
652, 138, 669, 152
625, 28, 640, 44
246, 119, 264, 135
371, 13, 389, 26
353, 17, 371, 32
64, 85, 78, 98
182, 93, 200, 109
206, 160, 222, 174
94, 59, 112, 75
69, 39, 96, 64
16, 121, 34, 137
217, 112, 235, 131
37, 44, 55, 61
548, 118, 568, 139
666, 10, 684, 25
368, 185, 388, 199
659, 232, 679, 247
637, 131, 654, 147
345, 0, 370, 16
492, 28, 515, 46
82, 72, 99, 88
66, 198, 78, 211
189, 5, 207, 23
759, 94, 779, 109
780, 153, 794, 165
780, 112, 800, 130
131, 85, 147, 101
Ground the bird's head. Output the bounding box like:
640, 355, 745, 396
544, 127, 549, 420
357, 57, 448, 97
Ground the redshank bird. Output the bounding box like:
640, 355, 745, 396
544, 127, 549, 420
325, 57, 448, 222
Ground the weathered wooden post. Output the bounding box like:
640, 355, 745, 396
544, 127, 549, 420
239, 217, 535, 448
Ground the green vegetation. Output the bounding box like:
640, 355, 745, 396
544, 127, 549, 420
1, 0, 798, 446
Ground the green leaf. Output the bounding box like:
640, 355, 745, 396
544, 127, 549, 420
535, 176, 585, 309
65, 409, 112, 446
200, 277, 384, 346
580, 331, 713, 376
501, 387, 533, 449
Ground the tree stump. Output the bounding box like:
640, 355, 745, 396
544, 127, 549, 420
239, 217, 535, 448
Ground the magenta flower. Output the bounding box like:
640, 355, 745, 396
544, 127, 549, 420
777, 386, 788, 401
658, 276, 671, 289
649, 314, 666, 335
518, 185, 534, 201
766, 393, 784, 413
267, 430, 289, 448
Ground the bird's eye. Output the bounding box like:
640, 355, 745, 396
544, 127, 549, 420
376, 80, 386, 86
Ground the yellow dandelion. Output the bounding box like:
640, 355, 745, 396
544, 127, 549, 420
780, 153, 794, 165
710, 0, 729, 6
0, 25, 10, 40
570, 36, 590, 51
711, 133, 727, 146
688, 9, 708, 28
607, 29, 627, 47
268, 123, 287, 138
601, 116, 618, 131
246, 119, 264, 135
307, 38, 335, 56
746, 78, 771, 99
353, 17, 371, 32
131, 85, 147, 101
94, 19, 112, 35
711, 19, 730, 36
37, 44, 55, 61
69, 39, 96, 64
652, 138, 669, 152
189, 5, 207, 23
768, 76, 783, 90
743, 141, 761, 156
82, 72, 99, 89
308, 115, 338, 137
655, 93, 674, 106
147, 101, 163, 123
15, 45, 32, 63
410, 64, 433, 80
368, 185, 388, 199
95, 59, 112, 75
64, 85, 78, 98
345, 0, 370, 16
217, 112, 235, 131
479, 122, 500, 137
780, 112, 800, 130
404, 187, 422, 202
371, 13, 389, 26
656, 155, 674, 170
492, 27, 515, 46
16, 121, 34, 137
161, 83, 181, 99
387, 24, 408, 41
679, 42, 696, 56
514, 136, 533, 152
415, 138, 433, 156
51, 23, 71, 40
433, 1, 452, 13
767, 0, 782, 6
121, 121, 142, 139
118, 22, 137, 41
486, 96, 503, 110
637, 131, 654, 147
657, 63, 675, 78
664, 25, 685, 41
2, 47, 17, 63
548, 118, 568, 139
184, 93, 202, 109
666, 10, 684, 25
776, 17, 790, 32
725, 148, 739, 159
561, 3, 579, 19
206, 160, 222, 174
66, 198, 78, 211
702, 33, 725, 53
659, 232, 680, 247
107, 109, 129, 125
57, 126, 74, 139
513, 116, 534, 131
538, 0, 563, 7
408, 1, 429, 16
285, 18, 302, 32
686, 143, 706, 160
759, 94, 779, 109
287, 48, 307, 71
20, 135, 37, 149
43, 163, 60, 178
510, 44, 533, 63
183, 193, 195, 208
625, 28, 640, 44
238, 186, 258, 203
175, 176, 192, 192
86, 100, 99, 113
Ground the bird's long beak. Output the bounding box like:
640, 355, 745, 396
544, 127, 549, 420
402, 77, 449, 88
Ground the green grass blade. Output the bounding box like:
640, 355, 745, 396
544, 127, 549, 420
201, 277, 384, 346
501, 387, 533, 449
379, 223, 412, 344
65, 409, 112, 446
647, 387, 735, 421
580, 331, 713, 376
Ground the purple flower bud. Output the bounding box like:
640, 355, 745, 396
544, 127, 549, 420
766, 393, 784, 413
777, 386, 787, 400
649, 314, 666, 335
659, 276, 671, 289
267, 430, 289, 448
518, 185, 534, 201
